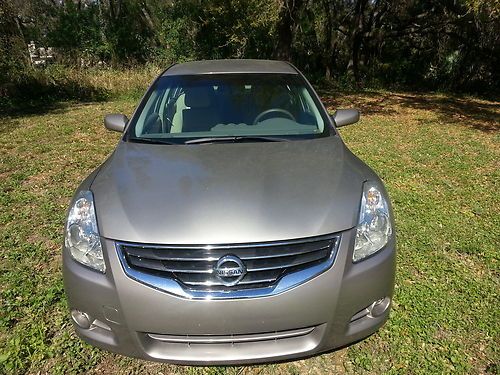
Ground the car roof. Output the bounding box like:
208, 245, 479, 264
163, 59, 298, 76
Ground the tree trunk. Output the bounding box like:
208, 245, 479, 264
274, 0, 303, 61
347, 0, 368, 86
322, 0, 333, 80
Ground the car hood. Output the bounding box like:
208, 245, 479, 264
91, 137, 373, 244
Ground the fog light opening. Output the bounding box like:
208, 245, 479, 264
368, 297, 391, 318
71, 310, 92, 329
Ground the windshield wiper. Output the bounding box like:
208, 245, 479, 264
128, 137, 179, 145
184, 136, 288, 145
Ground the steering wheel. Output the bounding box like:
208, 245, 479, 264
253, 108, 296, 125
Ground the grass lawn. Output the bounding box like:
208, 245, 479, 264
0, 89, 498, 374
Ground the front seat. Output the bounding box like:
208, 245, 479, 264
182, 86, 219, 132
170, 93, 186, 133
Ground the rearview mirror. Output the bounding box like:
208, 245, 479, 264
332, 109, 360, 127
104, 113, 128, 132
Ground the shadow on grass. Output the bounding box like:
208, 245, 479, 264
0, 76, 110, 127
319, 89, 500, 133
0, 102, 76, 135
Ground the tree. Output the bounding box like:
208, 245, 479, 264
0, 0, 30, 84
1, 0, 498, 93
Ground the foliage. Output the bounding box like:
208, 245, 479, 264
48, 1, 103, 64
1, 0, 498, 95
192, 0, 279, 59
0, 64, 163, 114
0, 0, 30, 85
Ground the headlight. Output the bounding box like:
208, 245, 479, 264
353, 181, 392, 262
65, 190, 105, 272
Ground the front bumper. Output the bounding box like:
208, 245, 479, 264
62, 228, 396, 365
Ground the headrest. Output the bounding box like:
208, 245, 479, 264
184, 86, 212, 108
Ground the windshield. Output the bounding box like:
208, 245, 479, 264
126, 74, 330, 142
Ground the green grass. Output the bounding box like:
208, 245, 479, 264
0, 89, 498, 374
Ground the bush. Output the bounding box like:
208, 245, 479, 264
0, 64, 161, 113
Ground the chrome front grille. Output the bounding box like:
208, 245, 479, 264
116, 234, 339, 299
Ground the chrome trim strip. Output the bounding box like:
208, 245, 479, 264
118, 234, 335, 250
115, 234, 340, 300
182, 277, 278, 287
245, 252, 329, 272
146, 326, 315, 344
123, 244, 332, 262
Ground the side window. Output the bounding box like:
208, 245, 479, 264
135, 89, 165, 136
300, 87, 323, 128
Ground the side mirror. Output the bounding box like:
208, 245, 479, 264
104, 113, 128, 132
332, 109, 360, 127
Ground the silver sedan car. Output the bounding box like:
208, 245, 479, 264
63, 59, 396, 365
